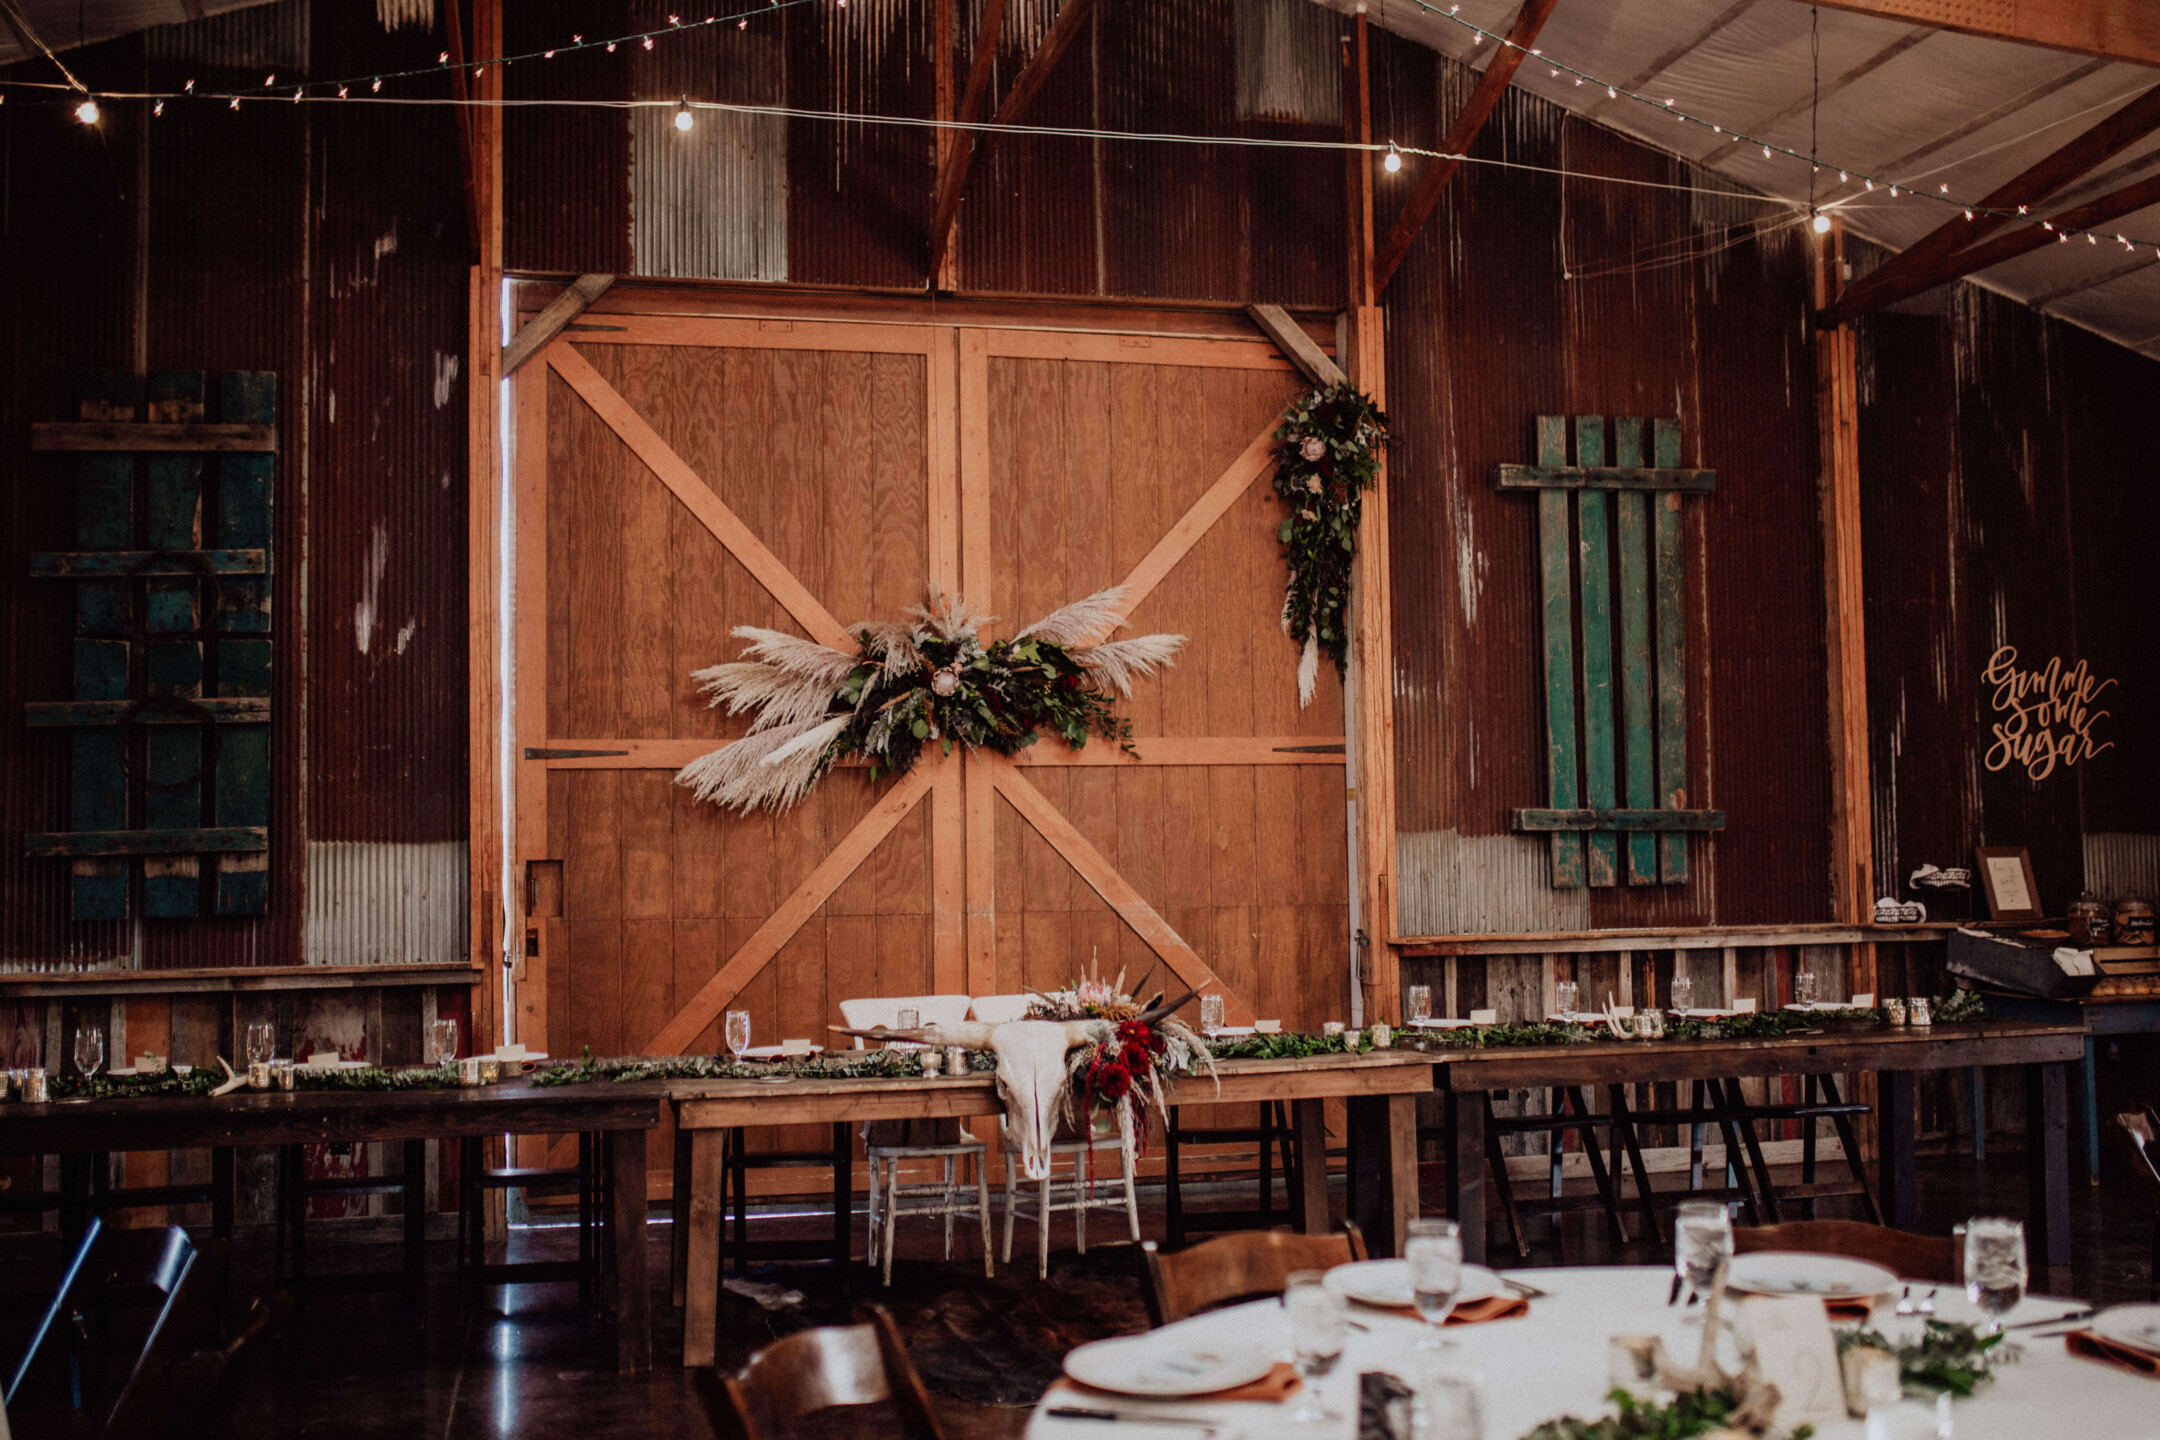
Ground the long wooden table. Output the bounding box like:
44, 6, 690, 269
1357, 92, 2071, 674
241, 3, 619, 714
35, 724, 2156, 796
0, 1079, 667, 1372
1427, 1020, 2089, 1269
665, 1051, 1443, 1368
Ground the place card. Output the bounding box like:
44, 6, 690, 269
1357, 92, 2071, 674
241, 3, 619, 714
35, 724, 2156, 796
1850, 992, 1875, 1008
1468, 1008, 1497, 1025
1255, 1019, 1282, 1034
779, 1038, 813, 1057
1742, 1295, 1848, 1432
497, 1043, 528, 1061
306, 1052, 340, 1069
1733, 998, 1757, 1013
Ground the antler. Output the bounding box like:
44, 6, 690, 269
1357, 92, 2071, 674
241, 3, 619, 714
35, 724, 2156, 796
1133, 987, 1200, 1028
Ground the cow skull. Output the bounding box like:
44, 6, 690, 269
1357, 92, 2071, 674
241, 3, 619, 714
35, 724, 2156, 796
831, 989, 1198, 1181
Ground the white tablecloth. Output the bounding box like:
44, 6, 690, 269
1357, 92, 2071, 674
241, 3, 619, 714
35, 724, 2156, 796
1025, 1265, 2157, 1439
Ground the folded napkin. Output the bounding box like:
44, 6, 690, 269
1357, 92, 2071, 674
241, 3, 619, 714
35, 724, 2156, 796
1049, 1361, 1303, 1405
2066, 1330, 2160, 1377
1825, 1297, 1879, 1324
1360, 1294, 1530, 1325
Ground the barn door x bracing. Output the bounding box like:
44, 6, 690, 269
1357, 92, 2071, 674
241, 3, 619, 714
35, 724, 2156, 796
507, 300, 1349, 1165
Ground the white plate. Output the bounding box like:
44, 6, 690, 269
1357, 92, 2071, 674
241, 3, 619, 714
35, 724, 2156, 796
1408, 1018, 1476, 1030
1726, 1252, 1898, 1299
1673, 1008, 1741, 1019
738, 1044, 824, 1060
1544, 1013, 1601, 1025
1202, 1026, 1257, 1037
105, 1067, 138, 1079
2091, 1304, 2160, 1354
1061, 1333, 1278, 1398
1323, 1259, 1504, 1312
492, 1050, 549, 1063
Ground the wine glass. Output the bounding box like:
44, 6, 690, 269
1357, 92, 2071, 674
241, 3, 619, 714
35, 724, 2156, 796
428, 1018, 460, 1067
1555, 980, 1580, 1019
1405, 1217, 1463, 1349
1673, 1200, 1733, 1309
1670, 974, 1695, 1014
1199, 993, 1226, 1033
1281, 1270, 1345, 1425
245, 1020, 274, 1067
73, 1024, 104, 1083
1964, 1216, 2026, 1335
1407, 985, 1432, 1024
724, 1010, 752, 1063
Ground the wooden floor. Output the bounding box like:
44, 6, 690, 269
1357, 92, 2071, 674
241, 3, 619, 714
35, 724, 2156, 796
4, 1149, 2154, 1440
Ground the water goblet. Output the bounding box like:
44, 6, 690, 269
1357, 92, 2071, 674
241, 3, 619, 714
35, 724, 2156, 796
1405, 1217, 1463, 1349
74, 1025, 104, 1083
1281, 1270, 1345, 1425
245, 1020, 275, 1068
1555, 980, 1580, 1019
1669, 975, 1695, 1014
1199, 993, 1226, 1032
1964, 1216, 2026, 1336
1673, 1200, 1732, 1310
1407, 985, 1432, 1024
1794, 970, 1819, 1006
428, 1018, 461, 1067
724, 1010, 752, 1063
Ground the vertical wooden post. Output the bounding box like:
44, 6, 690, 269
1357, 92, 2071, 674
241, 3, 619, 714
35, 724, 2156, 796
1347, 303, 1395, 1026
468, 0, 507, 1049
933, 0, 957, 292
1344, 13, 1375, 311
1814, 221, 1875, 995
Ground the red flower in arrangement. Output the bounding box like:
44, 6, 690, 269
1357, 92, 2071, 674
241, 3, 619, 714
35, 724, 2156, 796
1115, 1019, 1165, 1058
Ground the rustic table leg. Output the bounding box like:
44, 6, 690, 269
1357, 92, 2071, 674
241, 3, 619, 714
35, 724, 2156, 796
682, 1129, 723, 1370
403, 1139, 427, 1284
609, 1128, 651, 1374
1445, 1086, 1485, 1266
1878, 1069, 1917, 1230
211, 1147, 235, 1239
2080, 1038, 2101, 1186
1347, 1094, 1418, 1257
670, 1122, 691, 1308
2025, 1061, 2071, 1269
1291, 1097, 1329, 1234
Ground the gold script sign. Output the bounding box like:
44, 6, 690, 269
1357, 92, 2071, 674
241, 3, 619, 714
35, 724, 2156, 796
1983, 645, 2116, 781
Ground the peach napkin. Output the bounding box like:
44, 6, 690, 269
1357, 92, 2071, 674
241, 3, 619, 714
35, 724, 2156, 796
1825, 1297, 1879, 1324
2066, 1330, 2160, 1377
1361, 1294, 1530, 1325
1048, 1361, 1303, 1405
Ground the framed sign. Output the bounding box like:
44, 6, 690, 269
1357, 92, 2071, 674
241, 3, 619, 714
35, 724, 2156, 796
1976, 847, 2042, 922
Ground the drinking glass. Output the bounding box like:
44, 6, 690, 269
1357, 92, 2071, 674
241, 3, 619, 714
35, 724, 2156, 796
1673, 1200, 1733, 1307
1670, 975, 1695, 1013
245, 1020, 275, 1067
73, 1025, 104, 1082
1199, 993, 1226, 1032
1281, 1270, 1345, 1424
1964, 1216, 2026, 1335
894, 1005, 920, 1034
428, 1018, 461, 1067
1405, 1217, 1463, 1349
1407, 985, 1432, 1024
724, 1010, 752, 1062
1555, 980, 1580, 1019
1414, 1355, 1487, 1440
1794, 970, 1819, 1006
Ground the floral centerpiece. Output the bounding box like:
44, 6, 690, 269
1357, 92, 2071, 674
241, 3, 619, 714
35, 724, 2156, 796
1024, 962, 1213, 1151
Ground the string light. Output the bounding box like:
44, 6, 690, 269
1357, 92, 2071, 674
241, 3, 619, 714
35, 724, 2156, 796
74, 97, 99, 124
1810, 210, 1830, 235
152, 99, 163, 116
1383, 141, 1402, 173
675, 96, 694, 131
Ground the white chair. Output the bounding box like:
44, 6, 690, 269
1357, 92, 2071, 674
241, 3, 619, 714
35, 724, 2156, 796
970, 994, 1141, 1278
839, 995, 991, 1285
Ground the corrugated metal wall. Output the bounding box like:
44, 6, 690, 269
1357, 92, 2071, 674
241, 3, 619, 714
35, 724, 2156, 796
0, 0, 469, 968
1379, 41, 1833, 936
1860, 289, 2160, 914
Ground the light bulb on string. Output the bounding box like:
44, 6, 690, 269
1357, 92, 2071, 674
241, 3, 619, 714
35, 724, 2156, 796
1811, 210, 1830, 235
1383, 142, 1402, 173
184, 79, 195, 92
229, 96, 241, 109
438, 51, 448, 63
1762, 145, 1772, 158
152, 99, 164, 116
371, 78, 382, 91
338, 84, 348, 97
675, 97, 694, 131
642, 36, 654, 48
75, 97, 100, 125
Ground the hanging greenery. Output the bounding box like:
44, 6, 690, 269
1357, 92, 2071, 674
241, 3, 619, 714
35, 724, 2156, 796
675, 588, 1184, 813
1272, 381, 1389, 706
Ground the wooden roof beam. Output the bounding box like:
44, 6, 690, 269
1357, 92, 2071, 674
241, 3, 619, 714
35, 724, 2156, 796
1373, 0, 1562, 294
1851, 166, 2160, 305
1804, 0, 2160, 69
1821, 80, 2160, 323
925, 0, 1094, 286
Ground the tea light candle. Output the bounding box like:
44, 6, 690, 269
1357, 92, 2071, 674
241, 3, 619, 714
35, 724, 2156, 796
945, 1046, 968, 1075
920, 1049, 944, 1077
1371, 1023, 1392, 1049
20, 1069, 48, 1103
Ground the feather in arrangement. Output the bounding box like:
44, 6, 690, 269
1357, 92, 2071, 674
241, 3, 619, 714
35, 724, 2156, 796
675, 591, 1185, 814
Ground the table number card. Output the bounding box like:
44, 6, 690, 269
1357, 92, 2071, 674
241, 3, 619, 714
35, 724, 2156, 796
1469, 1009, 1498, 1025
1851, 993, 1875, 1009
1742, 1295, 1848, 1431
1733, 998, 1757, 1013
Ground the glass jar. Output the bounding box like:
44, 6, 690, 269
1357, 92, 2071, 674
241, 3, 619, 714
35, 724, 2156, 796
2067, 892, 2114, 947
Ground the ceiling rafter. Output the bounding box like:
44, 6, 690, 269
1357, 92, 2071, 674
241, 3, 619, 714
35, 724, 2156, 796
1806, 0, 2160, 69
1373, 0, 1562, 294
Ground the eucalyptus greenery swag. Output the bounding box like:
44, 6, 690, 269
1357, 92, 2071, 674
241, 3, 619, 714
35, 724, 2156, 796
675, 589, 1183, 813
1273, 382, 1388, 706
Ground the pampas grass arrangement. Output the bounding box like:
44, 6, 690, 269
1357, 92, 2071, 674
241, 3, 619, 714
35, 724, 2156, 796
676, 589, 1184, 814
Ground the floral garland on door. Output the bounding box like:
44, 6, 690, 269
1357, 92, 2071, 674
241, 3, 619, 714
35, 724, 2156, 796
1273, 382, 1389, 706
675, 588, 1184, 813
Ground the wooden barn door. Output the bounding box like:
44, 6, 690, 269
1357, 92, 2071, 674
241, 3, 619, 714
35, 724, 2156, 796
506, 300, 1348, 1187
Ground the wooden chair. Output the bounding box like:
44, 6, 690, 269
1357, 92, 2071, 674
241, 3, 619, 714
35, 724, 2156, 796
1138, 1223, 1368, 1327
1161, 1100, 1302, 1249
2116, 1106, 2160, 1300
1733, 1219, 1958, 1283
715, 1305, 949, 1440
